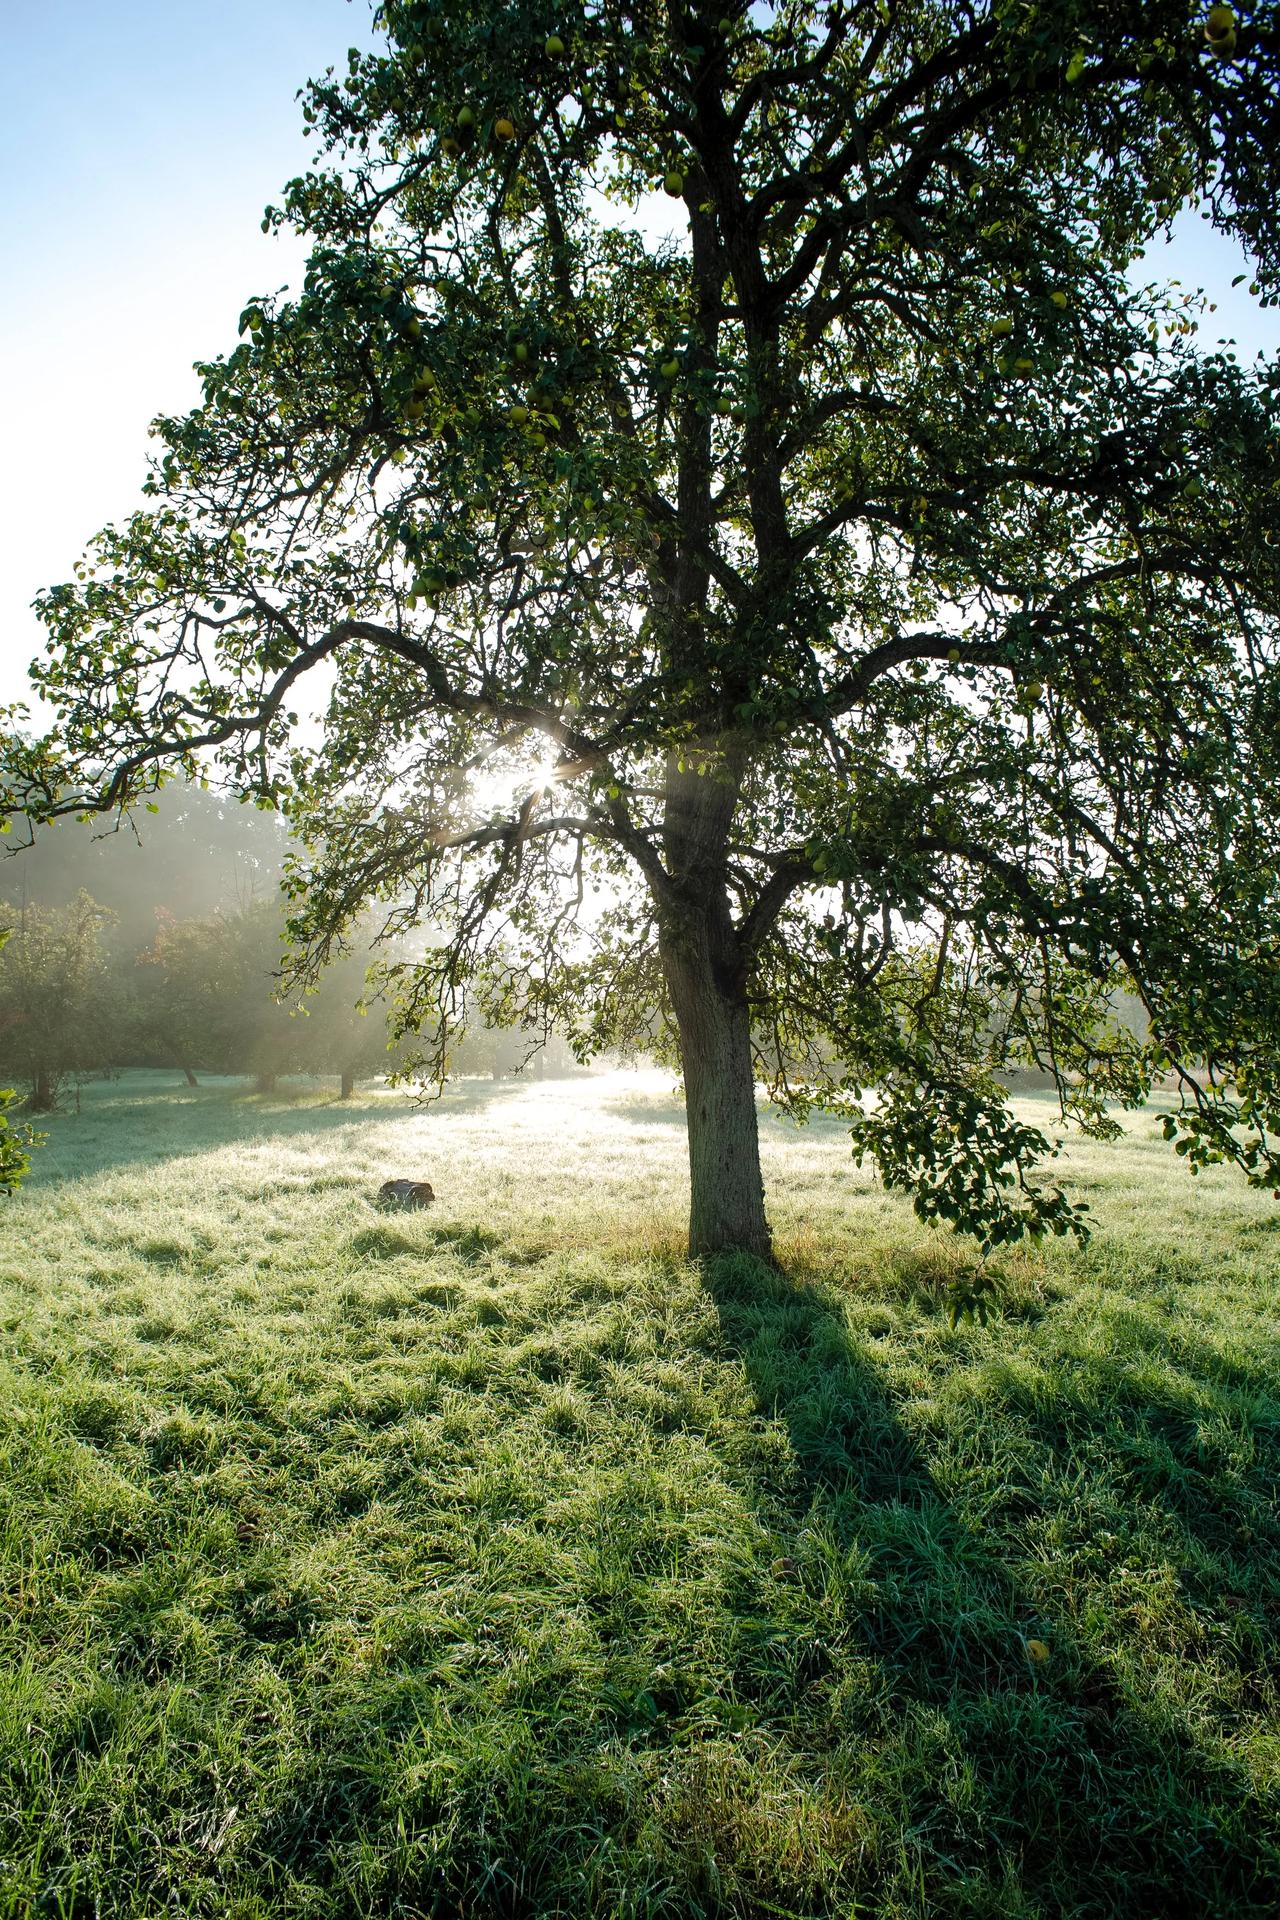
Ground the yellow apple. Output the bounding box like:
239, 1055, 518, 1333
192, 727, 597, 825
663, 169, 685, 197
544, 33, 565, 55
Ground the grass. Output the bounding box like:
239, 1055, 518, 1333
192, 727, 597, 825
0, 1067, 1277, 1920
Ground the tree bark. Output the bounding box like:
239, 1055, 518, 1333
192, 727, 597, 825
182, 1066, 199, 1088
254, 1072, 277, 1095
340, 1069, 355, 1100
658, 755, 773, 1262
662, 916, 772, 1259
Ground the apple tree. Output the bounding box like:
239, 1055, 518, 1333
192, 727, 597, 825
14, 0, 1280, 1258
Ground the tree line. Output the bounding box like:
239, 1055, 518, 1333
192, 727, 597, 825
0, 784, 576, 1112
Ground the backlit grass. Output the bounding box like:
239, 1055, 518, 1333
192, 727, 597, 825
1, 1070, 1277, 1918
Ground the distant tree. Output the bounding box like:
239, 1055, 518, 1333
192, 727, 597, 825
14, 0, 1280, 1256
126, 902, 294, 1088
295, 930, 398, 1096
229, 912, 303, 1094
133, 908, 232, 1086
0, 893, 115, 1111
0, 933, 35, 1193
445, 1008, 576, 1080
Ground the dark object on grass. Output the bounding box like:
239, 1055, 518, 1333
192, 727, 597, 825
377, 1179, 436, 1209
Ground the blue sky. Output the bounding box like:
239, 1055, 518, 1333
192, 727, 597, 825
2, 2, 1276, 710
0, 0, 378, 708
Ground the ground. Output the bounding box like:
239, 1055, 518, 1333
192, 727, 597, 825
1, 1069, 1277, 1919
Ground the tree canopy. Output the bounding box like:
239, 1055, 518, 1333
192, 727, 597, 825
11, 0, 1280, 1257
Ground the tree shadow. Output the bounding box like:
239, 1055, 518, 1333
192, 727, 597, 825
702, 1251, 1280, 1920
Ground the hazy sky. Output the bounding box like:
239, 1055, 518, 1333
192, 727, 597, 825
3, 2, 1277, 714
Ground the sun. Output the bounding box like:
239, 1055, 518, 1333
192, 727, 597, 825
467, 749, 563, 820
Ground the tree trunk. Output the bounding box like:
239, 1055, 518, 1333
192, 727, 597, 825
659, 903, 772, 1263
254, 1072, 277, 1095
654, 738, 774, 1259
182, 1066, 199, 1088
28, 1067, 58, 1114
340, 1069, 355, 1100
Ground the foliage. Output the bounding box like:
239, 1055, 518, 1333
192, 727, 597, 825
0, 933, 33, 1194
0, 892, 116, 1111
12, 0, 1280, 1250
1, 1071, 1277, 1917
134, 902, 317, 1087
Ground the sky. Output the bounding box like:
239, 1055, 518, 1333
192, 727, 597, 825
2, 1, 1277, 716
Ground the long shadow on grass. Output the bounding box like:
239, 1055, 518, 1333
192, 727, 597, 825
705, 1251, 1280, 1920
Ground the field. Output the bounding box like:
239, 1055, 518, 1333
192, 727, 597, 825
1, 1068, 1277, 1920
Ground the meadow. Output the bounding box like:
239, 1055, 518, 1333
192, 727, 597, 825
0, 1068, 1277, 1920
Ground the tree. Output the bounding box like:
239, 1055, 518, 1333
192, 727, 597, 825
0, 933, 35, 1194
132, 907, 237, 1086
13, 0, 1280, 1256
292, 922, 401, 1095
0, 894, 115, 1111
126, 902, 296, 1089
